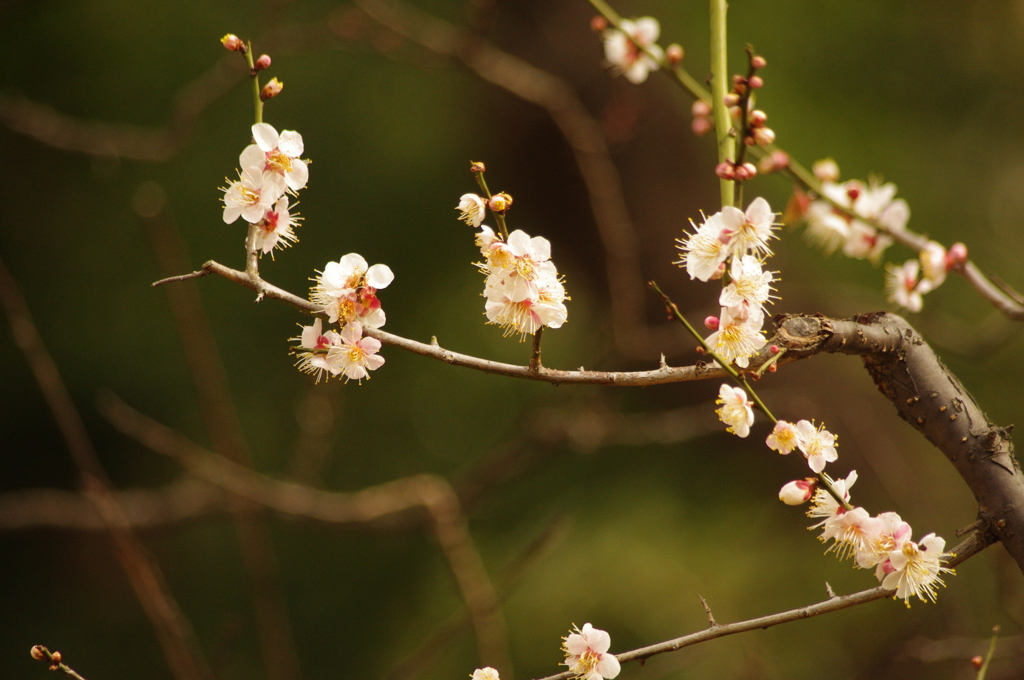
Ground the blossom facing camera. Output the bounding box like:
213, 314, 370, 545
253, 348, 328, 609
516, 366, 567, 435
327, 322, 384, 382
602, 17, 664, 84
716, 384, 754, 438
222, 167, 284, 224
562, 623, 621, 680
241, 123, 309, 193
877, 533, 953, 604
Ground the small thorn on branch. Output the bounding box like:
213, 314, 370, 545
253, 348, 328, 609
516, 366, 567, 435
825, 582, 837, 599
151, 269, 211, 287
698, 594, 718, 627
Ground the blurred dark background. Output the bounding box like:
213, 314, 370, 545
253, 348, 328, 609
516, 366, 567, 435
2, 0, 1024, 678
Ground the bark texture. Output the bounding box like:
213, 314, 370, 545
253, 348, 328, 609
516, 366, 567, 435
772, 312, 1024, 572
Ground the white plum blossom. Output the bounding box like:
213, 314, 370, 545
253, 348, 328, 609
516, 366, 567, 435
794, 419, 838, 473
766, 420, 800, 455
222, 167, 284, 224
475, 225, 499, 255
802, 178, 908, 264
602, 18, 663, 84
241, 122, 309, 192
876, 533, 952, 604
471, 669, 500, 680
562, 623, 621, 680
254, 196, 300, 254
312, 253, 395, 328
719, 197, 777, 259
807, 470, 857, 527
292, 318, 342, 383
457, 193, 487, 227
856, 511, 912, 570
676, 212, 730, 282
484, 270, 568, 337
820, 506, 878, 561
885, 260, 923, 312
486, 229, 558, 303
327, 322, 384, 382
704, 303, 767, 368
917, 241, 948, 294
716, 384, 755, 438
720, 255, 775, 309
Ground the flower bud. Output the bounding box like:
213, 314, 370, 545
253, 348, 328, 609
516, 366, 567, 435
50, 651, 62, 665
221, 34, 246, 52
590, 16, 608, 32
260, 77, 283, 101
731, 74, 745, 87
735, 163, 757, 180
779, 479, 816, 505
758, 150, 789, 175
750, 55, 767, 69
812, 158, 840, 183
753, 127, 775, 146
715, 162, 736, 180
666, 44, 684, 65
748, 110, 767, 127
971, 656, 984, 670
31, 646, 47, 661
692, 100, 712, 118
947, 242, 968, 268
723, 93, 740, 107
770, 344, 780, 354
743, 135, 756, 146
846, 186, 861, 202
704, 316, 720, 330
470, 160, 486, 173
254, 54, 272, 71
691, 117, 712, 136
748, 75, 764, 89
489, 192, 513, 212
768, 363, 777, 372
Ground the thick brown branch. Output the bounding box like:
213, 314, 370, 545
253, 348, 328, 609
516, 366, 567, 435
773, 312, 1024, 571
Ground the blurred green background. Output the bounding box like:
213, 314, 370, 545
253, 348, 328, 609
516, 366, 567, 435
2, 0, 1024, 679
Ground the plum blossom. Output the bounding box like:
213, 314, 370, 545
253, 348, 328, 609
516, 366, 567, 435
485, 229, 558, 303
820, 506, 878, 561
457, 193, 487, 228
291, 318, 342, 382
876, 533, 952, 604
471, 669, 500, 680
676, 212, 730, 282
562, 623, 621, 680
885, 260, 923, 312
779, 479, 816, 505
327, 322, 384, 382
223, 167, 284, 224
802, 178, 908, 264
254, 196, 300, 255
716, 384, 754, 438
704, 303, 767, 368
766, 420, 800, 455
856, 512, 912, 569
718, 197, 777, 259
917, 241, 949, 294
720, 255, 775, 309
794, 419, 838, 473
602, 18, 663, 84
240, 123, 309, 192
311, 254, 395, 328
484, 270, 568, 337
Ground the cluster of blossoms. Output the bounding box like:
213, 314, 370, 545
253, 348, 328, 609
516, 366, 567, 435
794, 159, 967, 313
467, 623, 620, 680
676, 196, 778, 368
291, 254, 394, 382
456, 191, 568, 338
222, 122, 308, 255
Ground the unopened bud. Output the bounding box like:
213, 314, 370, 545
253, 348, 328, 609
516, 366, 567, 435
715, 162, 736, 180
695, 345, 706, 355
947, 242, 968, 268
779, 479, 816, 505
470, 161, 486, 173
723, 93, 740, 107
744, 135, 756, 147
254, 54, 272, 71
489, 192, 513, 212
260, 77, 283, 101
846, 186, 861, 202
666, 44, 684, 65
768, 363, 777, 372
221, 34, 246, 52
753, 127, 775, 146
31, 646, 46, 661
590, 16, 608, 32
731, 74, 745, 86
50, 651, 62, 665
770, 344, 780, 354
734, 163, 757, 181
748, 75, 764, 89
692, 100, 712, 118
758, 150, 790, 175
704, 316, 720, 330
750, 55, 767, 69
812, 158, 840, 183
692, 117, 713, 136
970, 656, 984, 670
749, 110, 767, 127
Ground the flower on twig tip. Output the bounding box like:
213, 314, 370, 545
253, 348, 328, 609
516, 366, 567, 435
471, 669, 500, 680
716, 384, 754, 438
327, 322, 384, 382
602, 18, 663, 84
562, 623, 621, 680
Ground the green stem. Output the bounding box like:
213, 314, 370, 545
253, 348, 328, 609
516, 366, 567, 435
976, 626, 1000, 680
472, 170, 509, 239
244, 42, 263, 124
710, 0, 734, 208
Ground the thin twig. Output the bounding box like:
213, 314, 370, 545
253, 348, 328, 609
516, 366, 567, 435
99, 393, 512, 676
530, 531, 988, 680
0, 254, 212, 680
31, 646, 89, 680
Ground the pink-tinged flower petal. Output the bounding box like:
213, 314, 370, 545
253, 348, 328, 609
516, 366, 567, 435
362, 353, 385, 370
240, 144, 266, 172
564, 634, 588, 657
596, 654, 621, 679
278, 129, 304, 157
582, 624, 611, 654
252, 123, 280, 152
745, 197, 773, 230
223, 205, 243, 224
362, 308, 387, 329
300, 318, 323, 348
366, 264, 394, 289
357, 336, 382, 353
341, 321, 364, 345
632, 17, 660, 44
286, 160, 309, 191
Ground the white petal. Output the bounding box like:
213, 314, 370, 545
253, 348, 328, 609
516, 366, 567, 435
286, 161, 309, 191
252, 123, 280, 152
596, 654, 621, 679
278, 130, 304, 157
366, 264, 394, 289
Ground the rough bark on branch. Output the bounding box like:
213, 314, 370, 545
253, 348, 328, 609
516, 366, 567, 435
772, 312, 1024, 571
